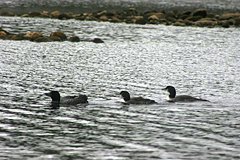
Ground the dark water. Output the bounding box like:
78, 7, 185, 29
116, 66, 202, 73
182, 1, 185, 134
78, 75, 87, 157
0, 16, 240, 159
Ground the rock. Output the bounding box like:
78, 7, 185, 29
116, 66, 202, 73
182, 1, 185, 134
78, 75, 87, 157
125, 8, 138, 16
148, 15, 160, 24
10, 34, 26, 41
186, 16, 203, 22
148, 15, 159, 21
207, 13, 216, 18
178, 11, 192, 20
124, 17, 134, 24
0, 31, 8, 39
50, 31, 67, 41
158, 18, 168, 24
99, 15, 108, 21
0, 28, 9, 33
24, 32, 43, 41
220, 13, 240, 20
84, 13, 97, 21
69, 36, 80, 42
173, 21, 186, 27
147, 12, 165, 19
219, 20, 231, 28
50, 36, 62, 41
201, 17, 217, 21
218, 13, 240, 27
50, 11, 61, 18
191, 9, 207, 18
164, 12, 178, 24
182, 19, 194, 26
21, 14, 30, 17
41, 11, 49, 17
165, 16, 177, 23
96, 10, 115, 18
58, 13, 71, 20
145, 12, 166, 24
34, 36, 52, 42
110, 16, 122, 23
73, 14, 85, 20
233, 17, 240, 26
194, 18, 217, 27
97, 10, 108, 17
0, 11, 14, 16
28, 12, 41, 17
133, 16, 147, 24
165, 11, 178, 19
92, 38, 104, 43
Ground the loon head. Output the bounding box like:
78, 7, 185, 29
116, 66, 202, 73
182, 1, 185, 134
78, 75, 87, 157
79, 94, 88, 103
120, 91, 131, 101
45, 91, 60, 102
162, 86, 176, 99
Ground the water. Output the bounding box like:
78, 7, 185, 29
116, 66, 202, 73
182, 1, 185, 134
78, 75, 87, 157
0, 16, 240, 159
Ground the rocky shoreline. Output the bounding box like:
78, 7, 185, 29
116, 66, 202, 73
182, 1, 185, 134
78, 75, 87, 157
0, 28, 104, 43
1, 8, 240, 42
1, 8, 240, 27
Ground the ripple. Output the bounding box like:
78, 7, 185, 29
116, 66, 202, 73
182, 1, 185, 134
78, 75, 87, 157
0, 16, 240, 159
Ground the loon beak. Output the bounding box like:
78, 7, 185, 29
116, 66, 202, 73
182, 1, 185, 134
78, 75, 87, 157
162, 87, 167, 90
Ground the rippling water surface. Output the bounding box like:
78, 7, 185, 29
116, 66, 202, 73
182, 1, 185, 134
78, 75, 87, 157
0, 17, 240, 159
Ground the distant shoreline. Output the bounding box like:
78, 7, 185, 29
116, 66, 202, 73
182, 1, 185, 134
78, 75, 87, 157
1, 2, 240, 44
1, 1, 240, 44
1, 1, 240, 15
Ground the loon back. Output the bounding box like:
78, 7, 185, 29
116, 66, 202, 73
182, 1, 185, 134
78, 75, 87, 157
120, 90, 157, 105
172, 95, 209, 102
127, 97, 157, 104
163, 86, 209, 103
45, 91, 88, 106
61, 94, 88, 105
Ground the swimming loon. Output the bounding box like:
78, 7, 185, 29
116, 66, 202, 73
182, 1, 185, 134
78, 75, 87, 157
162, 86, 209, 102
120, 91, 157, 104
45, 91, 88, 107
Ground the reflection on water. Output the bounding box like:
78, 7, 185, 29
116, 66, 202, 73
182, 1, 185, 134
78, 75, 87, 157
0, 16, 240, 159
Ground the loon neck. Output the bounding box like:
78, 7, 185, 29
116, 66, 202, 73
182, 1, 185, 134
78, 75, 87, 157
120, 91, 131, 101
123, 96, 130, 101
168, 91, 176, 99
51, 95, 60, 102
51, 102, 60, 109
49, 91, 61, 102
169, 94, 175, 99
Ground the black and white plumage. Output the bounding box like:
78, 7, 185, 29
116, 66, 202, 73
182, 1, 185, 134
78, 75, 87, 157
120, 91, 157, 105
45, 91, 88, 107
162, 86, 209, 102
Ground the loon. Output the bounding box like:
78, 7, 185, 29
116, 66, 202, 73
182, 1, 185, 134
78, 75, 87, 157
162, 86, 209, 102
45, 91, 88, 107
120, 91, 157, 104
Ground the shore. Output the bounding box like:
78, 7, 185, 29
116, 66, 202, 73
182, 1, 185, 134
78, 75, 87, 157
1, 6, 240, 42
1, 6, 240, 27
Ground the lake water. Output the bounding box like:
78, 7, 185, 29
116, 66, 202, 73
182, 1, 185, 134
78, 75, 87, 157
0, 16, 240, 159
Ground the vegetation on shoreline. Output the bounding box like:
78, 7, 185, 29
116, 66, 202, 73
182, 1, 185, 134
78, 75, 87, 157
1, 8, 240, 28
1, 7, 240, 42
